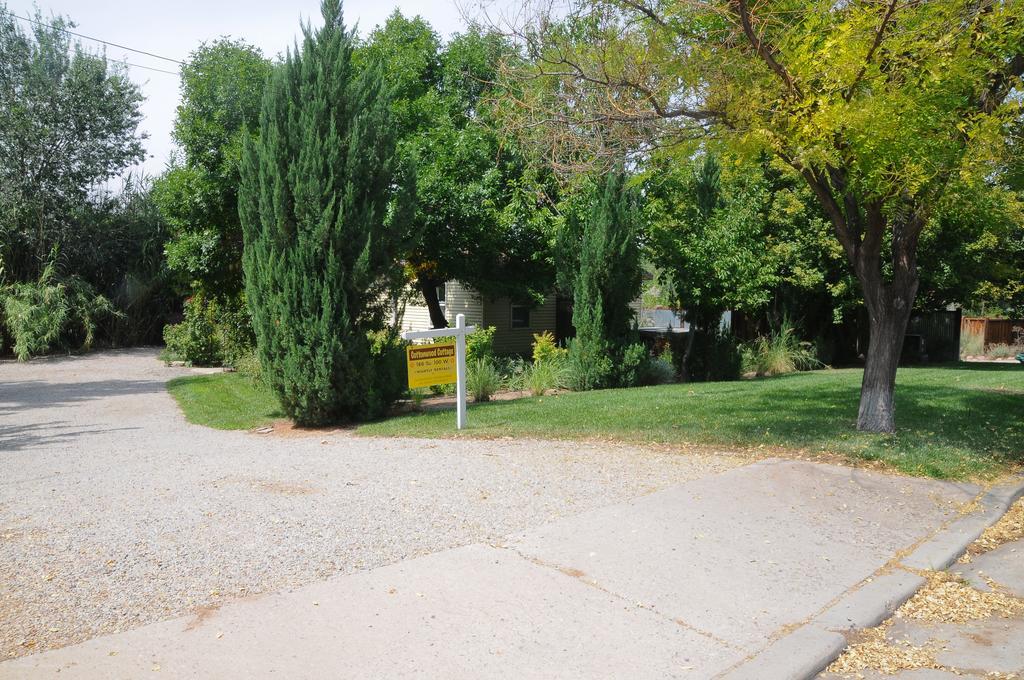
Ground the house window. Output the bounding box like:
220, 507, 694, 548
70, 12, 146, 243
510, 304, 530, 329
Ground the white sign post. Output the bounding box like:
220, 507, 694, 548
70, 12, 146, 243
401, 313, 476, 429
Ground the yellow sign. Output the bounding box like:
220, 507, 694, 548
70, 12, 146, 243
406, 341, 457, 389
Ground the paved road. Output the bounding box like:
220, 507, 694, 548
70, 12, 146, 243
0, 350, 992, 678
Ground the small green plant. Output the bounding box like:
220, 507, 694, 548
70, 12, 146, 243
742, 320, 820, 377
467, 357, 502, 402
429, 382, 456, 396
162, 293, 255, 367
496, 356, 529, 391
532, 331, 567, 364
408, 387, 429, 410
521, 359, 567, 396
960, 328, 984, 357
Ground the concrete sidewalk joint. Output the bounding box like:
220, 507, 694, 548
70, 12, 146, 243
496, 543, 742, 652
719, 474, 1024, 680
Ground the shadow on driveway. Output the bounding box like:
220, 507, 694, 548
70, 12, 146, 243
0, 379, 168, 415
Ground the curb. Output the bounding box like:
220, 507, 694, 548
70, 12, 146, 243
719, 474, 1024, 680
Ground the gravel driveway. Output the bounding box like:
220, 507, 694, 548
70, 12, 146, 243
0, 349, 742, 659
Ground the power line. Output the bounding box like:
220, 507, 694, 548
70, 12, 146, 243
8, 11, 184, 65
118, 61, 179, 76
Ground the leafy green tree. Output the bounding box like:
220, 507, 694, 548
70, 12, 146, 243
643, 152, 854, 370
363, 14, 557, 328
510, 0, 1024, 431
0, 4, 144, 281
153, 39, 271, 298
566, 171, 643, 389
918, 179, 1024, 317
239, 0, 411, 425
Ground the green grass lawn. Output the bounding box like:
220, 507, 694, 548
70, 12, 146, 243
359, 364, 1024, 480
166, 372, 283, 430
166, 364, 1024, 479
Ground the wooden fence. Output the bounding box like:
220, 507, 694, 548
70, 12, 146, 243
961, 317, 1024, 348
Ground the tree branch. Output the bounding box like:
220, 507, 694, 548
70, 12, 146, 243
978, 53, 1024, 114
617, 0, 669, 28
844, 0, 899, 102
730, 0, 802, 98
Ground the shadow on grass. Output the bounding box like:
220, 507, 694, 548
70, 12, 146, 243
921, 362, 1023, 373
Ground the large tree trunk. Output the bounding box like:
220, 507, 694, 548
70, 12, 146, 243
797, 167, 924, 434
853, 217, 920, 434
857, 291, 913, 433
418, 275, 448, 329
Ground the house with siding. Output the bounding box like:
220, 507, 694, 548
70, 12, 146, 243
398, 280, 687, 356
399, 281, 558, 356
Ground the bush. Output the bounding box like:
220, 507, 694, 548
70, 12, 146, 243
163, 295, 221, 365
1, 263, 117, 361
615, 342, 649, 387
564, 170, 643, 392
960, 328, 984, 357
369, 330, 409, 409
741, 321, 820, 377
642, 355, 677, 385
466, 325, 496, 363
679, 329, 742, 382
440, 325, 495, 364
467, 358, 502, 402
232, 348, 265, 385
215, 296, 256, 367
162, 293, 254, 367
532, 331, 566, 364
565, 337, 615, 391
495, 355, 529, 390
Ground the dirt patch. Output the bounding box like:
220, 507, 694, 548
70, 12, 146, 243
214, 476, 320, 496
251, 420, 352, 439
383, 388, 547, 416
184, 604, 221, 631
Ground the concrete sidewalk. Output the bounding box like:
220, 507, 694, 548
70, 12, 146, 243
1, 458, 991, 679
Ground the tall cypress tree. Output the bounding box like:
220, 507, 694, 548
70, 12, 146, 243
239, 0, 409, 425
568, 171, 643, 390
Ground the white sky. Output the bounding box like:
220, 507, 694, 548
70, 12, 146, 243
5, 0, 484, 178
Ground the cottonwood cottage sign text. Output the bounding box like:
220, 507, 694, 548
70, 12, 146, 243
406, 342, 456, 389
